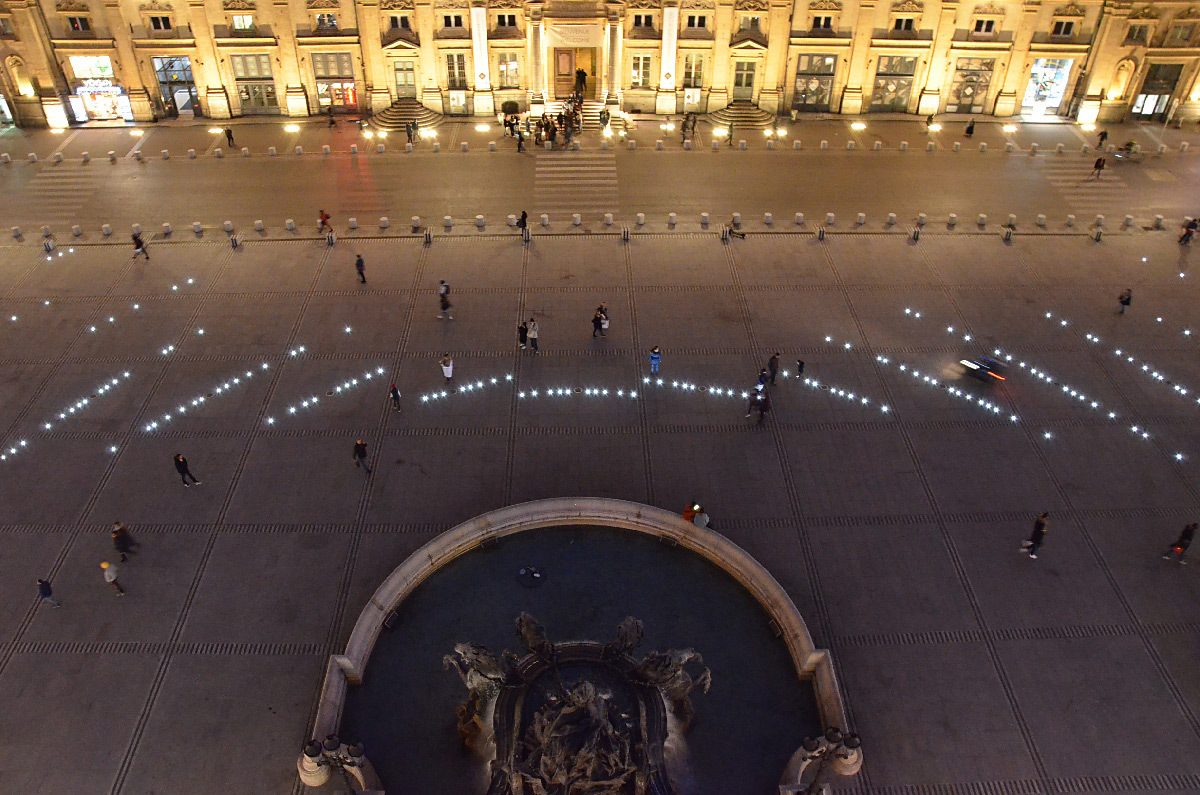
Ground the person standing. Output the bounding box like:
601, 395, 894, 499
112, 522, 138, 563
727, 122, 735, 147
693, 506, 712, 529
173, 453, 200, 487
1180, 218, 1198, 244
101, 561, 125, 596
224, 127, 235, 147
592, 310, 605, 338
768, 352, 781, 385
1089, 156, 1106, 179
597, 302, 609, 335
352, 439, 371, 474
438, 293, 454, 320
796, 359, 806, 377
527, 319, 539, 353
649, 346, 662, 374
518, 211, 528, 231
964, 120, 975, 137
405, 121, 414, 144
1097, 129, 1108, 148
925, 114, 935, 129
389, 382, 401, 411
440, 354, 454, 383
516, 128, 525, 153
518, 321, 529, 350
757, 368, 770, 388
1020, 512, 1049, 559
1163, 522, 1197, 563
37, 578, 60, 608
355, 254, 366, 284
131, 232, 149, 260
1118, 288, 1132, 315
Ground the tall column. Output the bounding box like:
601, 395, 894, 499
757, 0, 791, 112
838, 0, 875, 114
185, 0, 230, 118
100, 0, 154, 120
709, 0, 732, 109
605, 11, 621, 105
527, 4, 544, 109
416, 0, 443, 112
655, 1, 678, 113
469, 1, 493, 114
361, 0, 393, 112
990, 4, 1038, 116
918, 0, 959, 116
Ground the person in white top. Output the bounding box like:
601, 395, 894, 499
440, 354, 454, 383
527, 319, 539, 353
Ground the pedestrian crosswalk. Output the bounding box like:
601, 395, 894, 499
13, 165, 100, 225
1036, 159, 1130, 216
534, 152, 618, 219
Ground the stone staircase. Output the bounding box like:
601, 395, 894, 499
706, 100, 777, 130
541, 99, 625, 132
370, 98, 443, 132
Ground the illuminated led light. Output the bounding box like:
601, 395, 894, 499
284, 124, 301, 133
130, 129, 144, 137
133, 304, 140, 310
850, 122, 867, 131
1002, 124, 1018, 133
345, 326, 352, 333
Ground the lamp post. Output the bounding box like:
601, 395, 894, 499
783, 727, 863, 794
298, 734, 374, 790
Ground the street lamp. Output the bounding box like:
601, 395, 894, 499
298, 734, 374, 790
782, 727, 862, 794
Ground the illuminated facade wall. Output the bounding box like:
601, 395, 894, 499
0, 0, 1197, 125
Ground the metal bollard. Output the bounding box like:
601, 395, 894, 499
0, 153, 9, 163
1055, 143, 1065, 153
656, 140, 664, 150
295, 145, 303, 155
214, 148, 223, 158
820, 140, 829, 150
1081, 144, 1090, 154
381, 216, 390, 229
413, 216, 422, 230
268, 147, 277, 156
223, 220, 234, 232
1030, 143, 1039, 155
350, 144, 359, 154
28, 153, 36, 162
793, 140, 802, 150
1154, 215, 1164, 229
10, 226, 18, 238
242, 147, 251, 157
764, 212, 773, 225
192, 221, 203, 233
602, 140, 610, 150
379, 144, 387, 154
739, 140, 747, 150
701, 212, 710, 226
1037, 214, 1047, 227
508, 214, 516, 227
1066, 214, 1075, 227
887, 212, 896, 225
926, 141, 935, 152
636, 212, 646, 225
712, 140, 719, 151
322, 144, 331, 154
406, 143, 413, 153
475, 215, 484, 228
161, 149, 169, 159
917, 213, 927, 226
1123, 215, 1134, 228
131, 223, 141, 235
1157, 144, 1167, 155
574, 213, 582, 226
188, 149, 196, 159
51, 152, 63, 163
1095, 215, 1104, 227
953, 142, 961, 152
1007, 214, 1016, 227
795, 212, 804, 225
286, 219, 295, 230
445, 216, 453, 228
846, 140, 855, 150
873, 141, 882, 151
857, 212, 866, 225
1181, 142, 1190, 152
628, 140, 636, 150
134, 151, 143, 162
669, 212, 677, 226
81, 152, 89, 163
1005, 142, 1015, 152
541, 213, 549, 226
160, 223, 170, 236
605, 213, 614, 225
73, 224, 83, 236
255, 220, 264, 231
948, 213, 957, 226
978, 214, 987, 226
348, 217, 357, 229
979, 143, 987, 152
489, 141, 496, 151
766, 139, 774, 150
108, 151, 117, 162
825, 212, 835, 226
461, 142, 468, 152
732, 212, 742, 227
102, 224, 112, 236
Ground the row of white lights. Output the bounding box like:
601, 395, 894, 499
268, 366, 388, 425
420, 374, 513, 403
1, 370, 134, 461
144, 363, 269, 432
874, 354, 1011, 419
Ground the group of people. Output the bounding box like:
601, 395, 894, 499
403, 119, 422, 144
1019, 512, 1195, 565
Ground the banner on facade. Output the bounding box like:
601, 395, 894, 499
546, 23, 603, 48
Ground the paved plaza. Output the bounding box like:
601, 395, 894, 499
2, 132, 1200, 794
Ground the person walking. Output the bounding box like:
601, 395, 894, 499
796, 358, 806, 377
964, 120, 975, 137
352, 438, 371, 474
1089, 156, 1106, 179
527, 319, 539, 353
173, 453, 200, 487
438, 279, 450, 297
518, 321, 529, 350
1180, 218, 1198, 244
100, 561, 125, 596
757, 368, 770, 388
1118, 288, 1132, 315
224, 127, 235, 147
1163, 522, 1197, 563
753, 388, 772, 425
925, 114, 935, 129
355, 254, 366, 284
438, 293, 454, 320
131, 232, 149, 260
389, 382, 401, 411
405, 121, 414, 144
516, 128, 525, 153
592, 309, 605, 338
440, 354, 454, 383
1020, 512, 1049, 559
768, 352, 781, 386
597, 302, 609, 334
1097, 129, 1108, 148
649, 346, 662, 374
727, 122, 735, 147
517, 210, 528, 232
112, 522, 138, 563
319, 210, 331, 232
37, 578, 60, 608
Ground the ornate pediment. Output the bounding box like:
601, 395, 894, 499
222, 0, 256, 10
625, 0, 660, 8
808, 0, 841, 10
433, 0, 469, 7
735, 0, 768, 9
1176, 5, 1200, 18
489, 0, 522, 7
306, 0, 338, 7
1054, 2, 1084, 15
1128, 5, 1158, 19
682, 0, 715, 7
892, 0, 922, 12
381, 0, 414, 7
138, 0, 171, 10
54, 0, 89, 12
974, 2, 1005, 15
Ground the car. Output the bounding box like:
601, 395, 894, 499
959, 355, 1007, 382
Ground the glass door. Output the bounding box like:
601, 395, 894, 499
733, 61, 755, 100
394, 60, 416, 97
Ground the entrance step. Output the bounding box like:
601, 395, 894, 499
706, 100, 776, 130
540, 99, 625, 132
372, 98, 444, 132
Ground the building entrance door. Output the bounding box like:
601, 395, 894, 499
554, 48, 596, 98
733, 61, 756, 100
1133, 63, 1183, 121
394, 60, 416, 98
153, 56, 200, 118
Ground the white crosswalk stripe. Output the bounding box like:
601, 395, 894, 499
1036, 160, 1130, 215
534, 152, 618, 219
15, 165, 100, 225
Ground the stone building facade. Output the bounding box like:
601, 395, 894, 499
0, 0, 1197, 126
